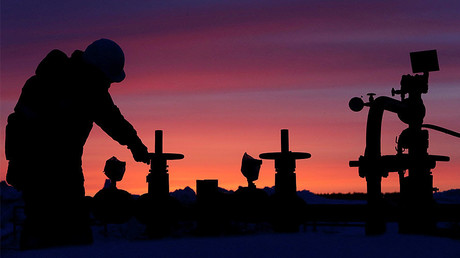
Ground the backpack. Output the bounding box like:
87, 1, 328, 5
5, 50, 69, 189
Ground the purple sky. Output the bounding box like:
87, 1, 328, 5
1, 0, 459, 195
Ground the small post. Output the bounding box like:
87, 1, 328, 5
281, 129, 289, 153
259, 129, 311, 196
147, 130, 184, 198
155, 130, 163, 154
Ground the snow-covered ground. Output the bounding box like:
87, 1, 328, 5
2, 182, 460, 257
3, 225, 460, 258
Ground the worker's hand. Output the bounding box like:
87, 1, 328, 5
129, 142, 150, 164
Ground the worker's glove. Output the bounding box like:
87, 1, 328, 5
129, 141, 150, 164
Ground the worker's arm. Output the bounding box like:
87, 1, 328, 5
94, 91, 150, 163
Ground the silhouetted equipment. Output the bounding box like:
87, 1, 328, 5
421, 124, 460, 138
241, 152, 263, 188
135, 130, 184, 237
93, 157, 134, 224
260, 129, 311, 196
103, 156, 126, 187
233, 153, 269, 227
410, 49, 439, 73
196, 180, 219, 200
146, 130, 184, 198
259, 129, 311, 232
349, 49, 455, 235
195, 180, 232, 235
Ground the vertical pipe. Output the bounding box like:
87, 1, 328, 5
362, 96, 405, 235
366, 173, 386, 235
155, 130, 163, 154
281, 129, 289, 153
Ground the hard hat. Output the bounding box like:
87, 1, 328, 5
82, 39, 126, 83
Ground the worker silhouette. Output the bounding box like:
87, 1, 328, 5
5, 39, 150, 249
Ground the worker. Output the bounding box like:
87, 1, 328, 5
5, 38, 150, 249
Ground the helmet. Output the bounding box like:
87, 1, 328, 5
82, 39, 126, 83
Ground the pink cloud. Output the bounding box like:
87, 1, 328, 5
1, 0, 459, 194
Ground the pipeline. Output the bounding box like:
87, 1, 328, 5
364, 96, 408, 158
422, 124, 460, 138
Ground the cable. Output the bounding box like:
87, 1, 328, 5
422, 124, 460, 138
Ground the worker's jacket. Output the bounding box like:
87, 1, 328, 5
5, 49, 143, 188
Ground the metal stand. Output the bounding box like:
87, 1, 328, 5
147, 130, 184, 198
260, 129, 311, 232
136, 130, 184, 237
349, 50, 450, 235
260, 129, 311, 197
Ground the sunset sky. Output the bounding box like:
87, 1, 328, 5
1, 0, 459, 196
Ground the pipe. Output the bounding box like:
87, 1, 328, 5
364, 96, 408, 158
422, 124, 460, 138
360, 96, 408, 235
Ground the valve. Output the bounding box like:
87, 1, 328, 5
391, 88, 401, 97
349, 97, 364, 112
367, 93, 376, 102
348, 93, 377, 112
146, 130, 184, 197
259, 129, 310, 196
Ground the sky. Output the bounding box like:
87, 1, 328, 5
1, 0, 459, 196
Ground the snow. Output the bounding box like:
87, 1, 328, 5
434, 189, 460, 204
2, 182, 460, 257
3, 226, 460, 258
